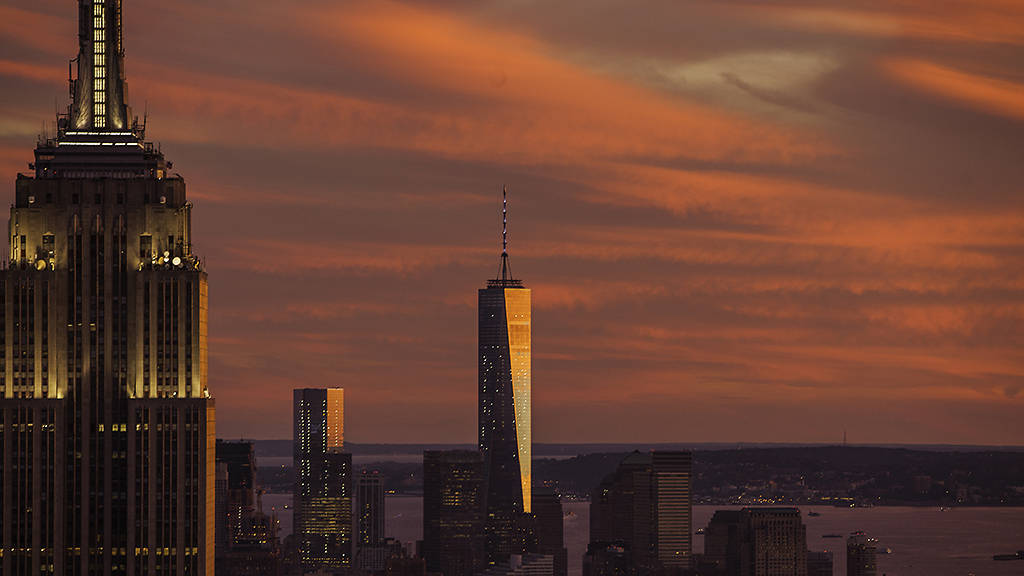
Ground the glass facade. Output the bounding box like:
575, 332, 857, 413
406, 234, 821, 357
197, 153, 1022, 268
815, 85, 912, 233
479, 280, 532, 562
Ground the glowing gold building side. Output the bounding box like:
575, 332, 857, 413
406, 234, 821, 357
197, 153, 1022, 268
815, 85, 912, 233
504, 288, 531, 511
327, 387, 344, 451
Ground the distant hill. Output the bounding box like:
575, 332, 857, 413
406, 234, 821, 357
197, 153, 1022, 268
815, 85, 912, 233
231, 439, 1024, 459
251, 444, 1024, 506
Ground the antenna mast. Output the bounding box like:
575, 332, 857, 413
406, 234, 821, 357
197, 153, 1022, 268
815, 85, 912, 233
500, 186, 512, 281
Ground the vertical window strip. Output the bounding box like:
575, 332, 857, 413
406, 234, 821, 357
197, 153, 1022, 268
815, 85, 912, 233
93, 1, 106, 128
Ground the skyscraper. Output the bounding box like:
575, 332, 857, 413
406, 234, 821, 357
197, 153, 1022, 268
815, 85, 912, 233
215, 440, 282, 576
703, 508, 808, 576
356, 469, 388, 572
293, 388, 351, 570
422, 450, 487, 576
846, 532, 877, 576
0, 1, 215, 574
478, 554, 555, 576
805, 551, 833, 576
587, 451, 693, 574
479, 189, 532, 561
531, 489, 568, 576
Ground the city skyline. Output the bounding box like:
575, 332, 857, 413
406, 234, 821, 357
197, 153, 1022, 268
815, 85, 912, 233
1, 0, 1022, 445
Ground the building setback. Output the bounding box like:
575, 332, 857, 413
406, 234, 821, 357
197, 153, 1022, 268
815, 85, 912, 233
0, 1, 215, 573
479, 189, 533, 562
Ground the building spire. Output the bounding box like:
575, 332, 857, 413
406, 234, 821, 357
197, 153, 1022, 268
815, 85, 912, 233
68, 0, 133, 133
500, 186, 513, 281
490, 186, 522, 288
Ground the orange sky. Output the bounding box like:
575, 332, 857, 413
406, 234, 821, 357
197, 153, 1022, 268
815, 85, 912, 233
0, 0, 1021, 444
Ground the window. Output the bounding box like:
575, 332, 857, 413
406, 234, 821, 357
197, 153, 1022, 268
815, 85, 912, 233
139, 235, 152, 259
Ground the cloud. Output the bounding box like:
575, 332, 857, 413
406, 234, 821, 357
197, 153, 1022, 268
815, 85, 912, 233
882, 57, 1024, 122
0, 0, 1021, 443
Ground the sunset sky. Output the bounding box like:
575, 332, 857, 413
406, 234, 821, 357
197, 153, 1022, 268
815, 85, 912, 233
1, 0, 1022, 444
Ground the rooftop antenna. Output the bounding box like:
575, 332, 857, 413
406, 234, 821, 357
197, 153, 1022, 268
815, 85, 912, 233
490, 186, 522, 287
500, 186, 512, 281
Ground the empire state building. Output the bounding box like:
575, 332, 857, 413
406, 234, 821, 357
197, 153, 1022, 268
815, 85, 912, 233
0, 1, 215, 574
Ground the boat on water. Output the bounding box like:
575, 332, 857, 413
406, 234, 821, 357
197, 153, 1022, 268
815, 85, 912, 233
807, 511, 821, 517
992, 554, 1021, 561
822, 534, 842, 539
696, 528, 706, 535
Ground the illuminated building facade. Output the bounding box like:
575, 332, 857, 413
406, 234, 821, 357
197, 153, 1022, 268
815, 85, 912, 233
422, 450, 487, 576
479, 190, 532, 561
0, 1, 215, 574
588, 451, 693, 574
293, 388, 351, 570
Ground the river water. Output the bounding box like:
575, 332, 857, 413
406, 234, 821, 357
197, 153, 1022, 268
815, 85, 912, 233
261, 494, 1024, 576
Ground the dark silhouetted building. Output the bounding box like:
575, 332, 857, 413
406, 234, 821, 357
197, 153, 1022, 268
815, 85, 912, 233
479, 190, 533, 562
479, 554, 555, 576
357, 469, 390, 572
423, 450, 487, 576
218, 440, 258, 543
583, 543, 633, 576
703, 508, 807, 576
587, 451, 693, 574
805, 551, 832, 576
387, 555, 429, 576
294, 388, 352, 571
846, 532, 876, 576
216, 440, 282, 576
0, 1, 215, 573
531, 488, 568, 576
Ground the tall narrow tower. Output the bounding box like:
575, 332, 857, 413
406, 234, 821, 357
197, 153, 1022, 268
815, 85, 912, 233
478, 188, 532, 562
0, 1, 215, 574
